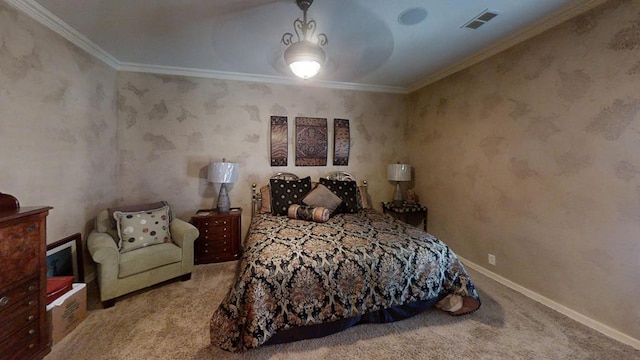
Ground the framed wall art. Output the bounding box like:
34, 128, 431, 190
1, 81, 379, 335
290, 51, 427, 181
270, 116, 288, 166
46, 232, 84, 282
295, 117, 327, 166
333, 118, 350, 166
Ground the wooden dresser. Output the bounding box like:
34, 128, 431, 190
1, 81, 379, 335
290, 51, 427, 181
0, 193, 52, 360
191, 208, 241, 264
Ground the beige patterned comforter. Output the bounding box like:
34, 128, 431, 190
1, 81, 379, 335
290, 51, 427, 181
210, 209, 480, 352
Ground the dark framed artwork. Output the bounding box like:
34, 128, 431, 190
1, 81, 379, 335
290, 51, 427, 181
333, 118, 350, 166
295, 117, 328, 166
270, 116, 288, 166
46, 232, 84, 282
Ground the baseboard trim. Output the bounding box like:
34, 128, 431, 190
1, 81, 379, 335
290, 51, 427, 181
458, 256, 640, 351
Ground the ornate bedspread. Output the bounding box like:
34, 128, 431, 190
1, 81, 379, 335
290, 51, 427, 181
210, 209, 480, 352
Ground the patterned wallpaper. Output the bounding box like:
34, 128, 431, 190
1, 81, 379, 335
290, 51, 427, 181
0, 3, 118, 244
406, 0, 640, 340
115, 71, 408, 237
1, 0, 407, 278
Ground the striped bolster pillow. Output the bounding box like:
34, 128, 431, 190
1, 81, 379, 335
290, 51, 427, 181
287, 204, 330, 223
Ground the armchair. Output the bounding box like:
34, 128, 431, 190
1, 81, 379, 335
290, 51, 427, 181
87, 202, 198, 308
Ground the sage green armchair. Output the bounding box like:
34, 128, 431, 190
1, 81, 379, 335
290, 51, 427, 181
87, 203, 198, 308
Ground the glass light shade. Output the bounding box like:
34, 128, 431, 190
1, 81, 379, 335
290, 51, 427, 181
284, 40, 326, 79
289, 60, 321, 79
208, 161, 238, 184
387, 163, 411, 182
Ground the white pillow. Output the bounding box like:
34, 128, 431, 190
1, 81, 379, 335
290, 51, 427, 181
113, 206, 172, 253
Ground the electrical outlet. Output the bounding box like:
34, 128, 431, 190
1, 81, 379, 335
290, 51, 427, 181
488, 254, 496, 266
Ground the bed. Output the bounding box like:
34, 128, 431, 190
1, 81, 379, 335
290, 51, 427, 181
210, 172, 480, 352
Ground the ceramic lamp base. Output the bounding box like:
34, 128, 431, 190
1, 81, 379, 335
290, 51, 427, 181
217, 183, 230, 213
392, 181, 404, 207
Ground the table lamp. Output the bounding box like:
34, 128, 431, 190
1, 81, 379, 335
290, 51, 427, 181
208, 159, 238, 213
387, 163, 411, 207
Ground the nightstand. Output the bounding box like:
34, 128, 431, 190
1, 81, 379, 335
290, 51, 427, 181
190, 208, 242, 264
382, 202, 428, 231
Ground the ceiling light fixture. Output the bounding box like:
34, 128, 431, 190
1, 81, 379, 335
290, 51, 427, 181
281, 0, 328, 79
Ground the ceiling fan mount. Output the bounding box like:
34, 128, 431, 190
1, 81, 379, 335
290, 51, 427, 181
296, 0, 313, 12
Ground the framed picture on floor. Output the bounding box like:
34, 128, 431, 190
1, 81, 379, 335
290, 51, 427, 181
46, 232, 84, 282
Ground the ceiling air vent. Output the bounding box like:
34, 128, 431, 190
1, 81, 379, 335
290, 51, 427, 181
462, 9, 500, 30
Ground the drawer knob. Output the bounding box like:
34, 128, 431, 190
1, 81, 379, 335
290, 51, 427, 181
28, 285, 36, 292
28, 343, 35, 349
28, 300, 35, 306
27, 314, 36, 321
0, 296, 9, 306
28, 328, 35, 335
28, 224, 36, 232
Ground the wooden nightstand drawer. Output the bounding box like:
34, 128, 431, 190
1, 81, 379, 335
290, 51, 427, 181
191, 208, 242, 264
200, 225, 231, 236
200, 218, 230, 227
381, 202, 428, 231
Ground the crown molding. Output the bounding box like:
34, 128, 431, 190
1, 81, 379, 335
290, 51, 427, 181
5, 0, 120, 69
406, 0, 610, 93
118, 62, 408, 94
6, 0, 406, 94
459, 256, 640, 351
7, 0, 606, 95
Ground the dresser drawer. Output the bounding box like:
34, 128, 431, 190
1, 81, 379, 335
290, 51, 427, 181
0, 278, 38, 314
0, 325, 40, 359
0, 221, 40, 287
0, 289, 39, 343
0, 203, 52, 360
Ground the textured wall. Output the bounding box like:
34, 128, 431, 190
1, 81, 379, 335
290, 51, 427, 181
116, 71, 407, 237
407, 0, 640, 340
0, 3, 118, 245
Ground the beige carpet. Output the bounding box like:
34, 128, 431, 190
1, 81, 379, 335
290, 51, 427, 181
45, 261, 639, 360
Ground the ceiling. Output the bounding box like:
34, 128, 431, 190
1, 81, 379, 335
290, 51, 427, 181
8, 0, 607, 93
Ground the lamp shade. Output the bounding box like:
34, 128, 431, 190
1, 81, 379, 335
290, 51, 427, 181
208, 161, 238, 184
387, 163, 411, 182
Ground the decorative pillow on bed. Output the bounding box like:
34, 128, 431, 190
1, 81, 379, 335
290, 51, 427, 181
302, 184, 342, 213
259, 185, 271, 214
287, 204, 330, 223
270, 176, 312, 216
319, 178, 359, 214
113, 206, 172, 253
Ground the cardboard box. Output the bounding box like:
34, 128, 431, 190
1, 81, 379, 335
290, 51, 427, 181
46, 283, 87, 344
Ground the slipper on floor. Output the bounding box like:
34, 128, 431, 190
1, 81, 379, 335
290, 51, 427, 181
449, 296, 481, 316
